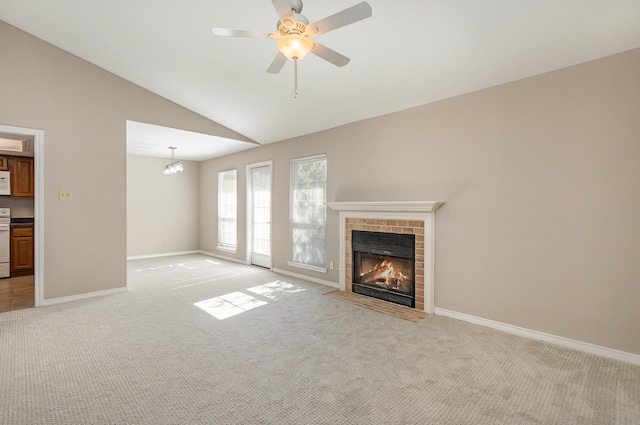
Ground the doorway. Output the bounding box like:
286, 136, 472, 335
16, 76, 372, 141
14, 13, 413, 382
0, 124, 42, 310
247, 161, 272, 269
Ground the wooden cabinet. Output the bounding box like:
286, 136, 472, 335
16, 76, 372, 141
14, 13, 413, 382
10, 157, 34, 198
0, 156, 8, 171
11, 226, 34, 275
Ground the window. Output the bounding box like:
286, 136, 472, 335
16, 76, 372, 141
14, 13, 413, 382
289, 154, 327, 271
218, 169, 237, 251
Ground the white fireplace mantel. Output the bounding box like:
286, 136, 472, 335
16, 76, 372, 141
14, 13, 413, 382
327, 201, 443, 213
328, 201, 443, 314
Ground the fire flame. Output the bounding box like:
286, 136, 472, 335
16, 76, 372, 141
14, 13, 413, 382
360, 260, 407, 289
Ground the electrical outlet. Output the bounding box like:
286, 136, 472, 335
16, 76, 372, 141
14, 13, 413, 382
59, 190, 72, 201
329, 261, 334, 270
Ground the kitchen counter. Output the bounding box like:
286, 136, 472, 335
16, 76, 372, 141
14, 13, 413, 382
11, 217, 34, 228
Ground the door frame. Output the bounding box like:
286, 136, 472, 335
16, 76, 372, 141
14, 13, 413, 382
0, 124, 44, 307
246, 160, 273, 269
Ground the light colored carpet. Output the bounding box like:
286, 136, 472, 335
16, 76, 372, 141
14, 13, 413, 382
1, 254, 639, 424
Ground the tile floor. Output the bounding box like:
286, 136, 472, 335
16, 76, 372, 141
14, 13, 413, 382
0, 275, 35, 312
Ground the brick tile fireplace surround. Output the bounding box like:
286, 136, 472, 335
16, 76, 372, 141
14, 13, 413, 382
346, 218, 426, 309
327, 201, 443, 313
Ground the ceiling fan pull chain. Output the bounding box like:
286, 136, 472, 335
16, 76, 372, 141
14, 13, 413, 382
294, 60, 299, 98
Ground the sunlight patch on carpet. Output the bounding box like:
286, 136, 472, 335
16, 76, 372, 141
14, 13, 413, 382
246, 280, 306, 300
194, 292, 267, 320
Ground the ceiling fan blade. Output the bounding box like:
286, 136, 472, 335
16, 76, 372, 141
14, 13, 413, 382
267, 52, 287, 74
271, 0, 294, 22
310, 42, 350, 67
212, 27, 273, 38
308, 2, 372, 36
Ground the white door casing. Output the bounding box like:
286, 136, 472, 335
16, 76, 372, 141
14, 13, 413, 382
0, 124, 43, 307
246, 161, 272, 269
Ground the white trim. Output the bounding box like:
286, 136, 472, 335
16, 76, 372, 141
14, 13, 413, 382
272, 267, 338, 289
199, 250, 248, 265
216, 244, 237, 253
246, 160, 273, 269
43, 287, 127, 306
126, 250, 200, 260
331, 208, 439, 314
289, 152, 327, 162
0, 124, 44, 307
286, 261, 327, 274
217, 168, 238, 250
327, 201, 443, 212
435, 308, 640, 366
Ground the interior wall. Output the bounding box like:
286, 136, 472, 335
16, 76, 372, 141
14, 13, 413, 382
0, 20, 251, 300
200, 48, 640, 355
127, 155, 200, 257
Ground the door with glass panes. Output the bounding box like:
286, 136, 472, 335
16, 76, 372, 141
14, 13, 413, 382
250, 165, 271, 268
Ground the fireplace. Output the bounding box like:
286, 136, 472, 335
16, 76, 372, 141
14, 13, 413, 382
352, 231, 415, 307
327, 201, 443, 313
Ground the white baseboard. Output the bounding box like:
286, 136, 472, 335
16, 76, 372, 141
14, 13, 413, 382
198, 250, 248, 265
272, 268, 339, 289
127, 250, 200, 260
43, 287, 128, 307
435, 308, 640, 366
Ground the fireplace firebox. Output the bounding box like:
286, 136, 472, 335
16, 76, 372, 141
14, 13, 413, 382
352, 230, 415, 307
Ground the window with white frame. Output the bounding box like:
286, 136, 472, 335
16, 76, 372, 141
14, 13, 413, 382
289, 154, 327, 271
218, 169, 237, 251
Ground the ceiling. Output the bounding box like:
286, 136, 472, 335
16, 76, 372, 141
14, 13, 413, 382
126, 121, 257, 161
2, 0, 640, 157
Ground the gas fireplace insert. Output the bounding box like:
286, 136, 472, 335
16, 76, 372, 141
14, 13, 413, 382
351, 230, 415, 307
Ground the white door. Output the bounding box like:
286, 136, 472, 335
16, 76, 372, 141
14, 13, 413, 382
250, 165, 271, 268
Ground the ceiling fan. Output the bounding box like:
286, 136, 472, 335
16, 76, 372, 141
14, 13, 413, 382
211, 0, 372, 74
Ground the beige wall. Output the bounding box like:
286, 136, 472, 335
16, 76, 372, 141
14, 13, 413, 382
0, 20, 250, 299
200, 48, 640, 355
127, 155, 200, 257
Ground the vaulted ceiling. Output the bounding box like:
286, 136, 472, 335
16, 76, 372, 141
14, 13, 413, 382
2, 0, 639, 155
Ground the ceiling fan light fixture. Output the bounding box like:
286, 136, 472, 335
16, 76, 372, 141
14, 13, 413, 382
277, 34, 315, 61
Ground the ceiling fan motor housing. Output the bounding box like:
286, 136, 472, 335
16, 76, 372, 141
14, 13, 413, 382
290, 0, 303, 14
277, 12, 309, 36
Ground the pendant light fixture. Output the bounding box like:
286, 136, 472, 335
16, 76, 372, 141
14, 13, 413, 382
163, 146, 184, 175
